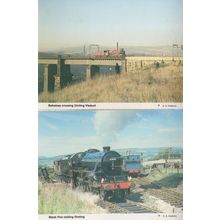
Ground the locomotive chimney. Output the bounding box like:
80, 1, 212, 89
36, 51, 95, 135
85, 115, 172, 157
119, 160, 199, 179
117, 42, 118, 51
103, 146, 110, 152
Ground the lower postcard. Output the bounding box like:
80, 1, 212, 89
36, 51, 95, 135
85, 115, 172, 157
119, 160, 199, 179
38, 109, 183, 218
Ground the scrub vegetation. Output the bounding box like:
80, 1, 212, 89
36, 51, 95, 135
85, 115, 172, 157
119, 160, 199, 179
38, 182, 106, 214
39, 62, 183, 103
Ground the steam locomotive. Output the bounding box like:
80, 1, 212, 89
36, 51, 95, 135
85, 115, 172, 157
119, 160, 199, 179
54, 146, 131, 201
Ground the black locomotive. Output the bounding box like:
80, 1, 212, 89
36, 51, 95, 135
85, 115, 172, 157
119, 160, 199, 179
54, 146, 131, 201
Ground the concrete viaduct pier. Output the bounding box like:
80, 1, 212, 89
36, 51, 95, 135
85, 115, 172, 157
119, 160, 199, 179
38, 56, 126, 92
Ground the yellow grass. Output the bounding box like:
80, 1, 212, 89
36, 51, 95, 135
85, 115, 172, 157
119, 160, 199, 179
39, 62, 183, 102
38, 182, 106, 214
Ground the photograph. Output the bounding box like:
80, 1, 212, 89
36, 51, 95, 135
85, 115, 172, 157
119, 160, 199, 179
38, 0, 183, 103
38, 110, 183, 214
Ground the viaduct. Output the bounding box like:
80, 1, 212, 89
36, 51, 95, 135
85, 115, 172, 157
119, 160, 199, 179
38, 56, 126, 92
38, 55, 181, 92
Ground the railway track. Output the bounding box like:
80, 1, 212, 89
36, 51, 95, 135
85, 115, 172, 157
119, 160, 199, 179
147, 188, 183, 207
133, 177, 183, 208
97, 200, 156, 213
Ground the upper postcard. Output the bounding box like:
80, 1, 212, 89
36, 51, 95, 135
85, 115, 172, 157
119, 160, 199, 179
38, 0, 183, 103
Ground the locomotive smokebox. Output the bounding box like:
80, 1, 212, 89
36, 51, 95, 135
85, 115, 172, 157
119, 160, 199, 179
103, 146, 111, 152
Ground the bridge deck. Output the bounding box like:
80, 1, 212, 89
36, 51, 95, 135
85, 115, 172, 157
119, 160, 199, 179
38, 57, 124, 66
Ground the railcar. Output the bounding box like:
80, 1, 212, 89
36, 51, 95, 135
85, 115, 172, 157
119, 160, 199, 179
53, 154, 73, 182
95, 48, 125, 58
123, 154, 141, 177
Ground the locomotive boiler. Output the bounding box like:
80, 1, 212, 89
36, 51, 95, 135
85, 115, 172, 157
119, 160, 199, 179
54, 146, 131, 201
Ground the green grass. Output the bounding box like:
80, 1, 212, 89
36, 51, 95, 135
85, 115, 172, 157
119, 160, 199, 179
148, 169, 183, 189
38, 182, 106, 214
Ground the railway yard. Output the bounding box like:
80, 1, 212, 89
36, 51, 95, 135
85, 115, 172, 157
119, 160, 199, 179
96, 171, 183, 214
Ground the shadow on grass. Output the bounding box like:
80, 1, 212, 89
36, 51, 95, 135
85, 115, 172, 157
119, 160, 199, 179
141, 173, 183, 190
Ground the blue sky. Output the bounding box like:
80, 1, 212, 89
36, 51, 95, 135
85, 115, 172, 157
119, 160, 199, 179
38, 0, 183, 51
39, 110, 183, 156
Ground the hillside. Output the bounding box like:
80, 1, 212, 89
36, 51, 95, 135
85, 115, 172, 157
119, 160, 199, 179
39, 62, 183, 103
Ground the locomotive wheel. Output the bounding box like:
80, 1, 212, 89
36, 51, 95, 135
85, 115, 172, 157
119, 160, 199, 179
83, 183, 87, 191
83, 183, 89, 192
77, 181, 83, 190
87, 184, 91, 192
121, 192, 127, 202
99, 190, 107, 201
115, 190, 126, 202
87, 180, 93, 192
71, 179, 75, 189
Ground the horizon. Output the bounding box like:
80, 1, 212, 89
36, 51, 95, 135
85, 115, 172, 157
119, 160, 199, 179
38, 44, 182, 53
38, 146, 183, 158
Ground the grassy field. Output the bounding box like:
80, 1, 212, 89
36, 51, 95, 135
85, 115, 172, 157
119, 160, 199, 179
38, 182, 106, 214
148, 169, 183, 188
39, 62, 183, 103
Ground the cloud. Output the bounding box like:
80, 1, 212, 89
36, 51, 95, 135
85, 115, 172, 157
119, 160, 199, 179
39, 135, 102, 156
39, 110, 183, 157
45, 122, 58, 130
93, 111, 140, 145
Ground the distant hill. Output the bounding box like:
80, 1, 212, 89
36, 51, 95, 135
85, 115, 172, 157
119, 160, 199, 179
39, 45, 183, 57
38, 155, 65, 167
38, 147, 182, 167
116, 147, 182, 160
